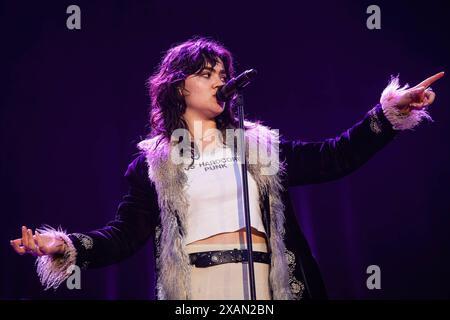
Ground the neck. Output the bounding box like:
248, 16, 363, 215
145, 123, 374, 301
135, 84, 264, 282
183, 113, 219, 141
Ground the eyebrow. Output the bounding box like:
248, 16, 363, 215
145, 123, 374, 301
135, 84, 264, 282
201, 66, 227, 75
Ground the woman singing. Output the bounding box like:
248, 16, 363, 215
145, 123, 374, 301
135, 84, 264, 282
10, 37, 444, 300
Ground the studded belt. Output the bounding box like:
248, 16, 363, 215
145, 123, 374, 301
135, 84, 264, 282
188, 248, 271, 268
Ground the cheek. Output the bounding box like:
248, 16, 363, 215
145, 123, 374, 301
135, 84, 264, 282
186, 82, 202, 96
184, 80, 210, 106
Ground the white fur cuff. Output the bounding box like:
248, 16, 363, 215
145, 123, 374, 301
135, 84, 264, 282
35, 226, 78, 290
380, 75, 433, 131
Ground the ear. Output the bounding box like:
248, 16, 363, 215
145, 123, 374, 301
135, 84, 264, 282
177, 82, 185, 96
178, 83, 190, 97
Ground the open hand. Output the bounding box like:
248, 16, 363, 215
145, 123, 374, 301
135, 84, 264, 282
10, 226, 66, 257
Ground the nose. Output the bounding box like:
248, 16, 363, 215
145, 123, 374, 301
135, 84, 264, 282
213, 75, 226, 89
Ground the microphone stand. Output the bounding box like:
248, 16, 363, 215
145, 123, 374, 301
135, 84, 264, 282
235, 93, 257, 300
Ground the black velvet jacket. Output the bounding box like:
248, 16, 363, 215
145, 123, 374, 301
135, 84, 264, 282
66, 103, 398, 299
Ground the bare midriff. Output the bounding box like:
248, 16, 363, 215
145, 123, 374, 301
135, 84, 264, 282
188, 227, 267, 245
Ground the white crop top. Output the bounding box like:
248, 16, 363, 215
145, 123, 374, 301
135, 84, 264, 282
182, 139, 266, 246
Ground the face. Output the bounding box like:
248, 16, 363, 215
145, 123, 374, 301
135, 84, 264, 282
181, 59, 228, 120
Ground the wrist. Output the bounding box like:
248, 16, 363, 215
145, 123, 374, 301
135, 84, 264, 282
55, 238, 67, 255
396, 105, 411, 116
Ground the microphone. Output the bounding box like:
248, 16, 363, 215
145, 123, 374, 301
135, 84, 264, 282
216, 69, 257, 102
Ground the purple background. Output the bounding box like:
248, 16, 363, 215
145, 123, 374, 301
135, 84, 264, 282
1, 0, 449, 299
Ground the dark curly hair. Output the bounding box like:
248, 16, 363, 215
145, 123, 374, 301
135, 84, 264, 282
146, 36, 253, 144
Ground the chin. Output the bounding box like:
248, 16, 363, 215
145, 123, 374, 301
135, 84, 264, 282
193, 103, 224, 120
210, 104, 225, 116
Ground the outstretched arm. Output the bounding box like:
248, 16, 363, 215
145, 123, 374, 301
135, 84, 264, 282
10, 154, 159, 290
64, 154, 159, 270
282, 72, 444, 187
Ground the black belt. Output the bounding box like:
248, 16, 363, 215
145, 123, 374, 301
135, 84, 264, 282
189, 248, 271, 268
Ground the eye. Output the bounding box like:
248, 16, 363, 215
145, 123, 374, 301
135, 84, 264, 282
202, 72, 211, 78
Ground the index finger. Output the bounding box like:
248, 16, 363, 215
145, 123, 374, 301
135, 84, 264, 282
413, 71, 445, 89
